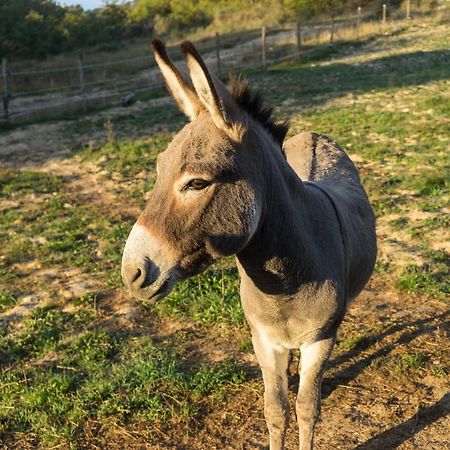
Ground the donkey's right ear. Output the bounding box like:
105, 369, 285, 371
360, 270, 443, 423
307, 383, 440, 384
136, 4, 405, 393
151, 40, 202, 121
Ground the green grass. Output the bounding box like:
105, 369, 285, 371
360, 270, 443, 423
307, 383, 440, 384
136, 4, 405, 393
0, 290, 17, 312
81, 135, 170, 179
145, 265, 244, 327
396, 263, 449, 300
0, 324, 246, 447
0, 168, 62, 197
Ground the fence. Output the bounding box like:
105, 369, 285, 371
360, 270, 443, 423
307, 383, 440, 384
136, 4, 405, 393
0, 1, 447, 125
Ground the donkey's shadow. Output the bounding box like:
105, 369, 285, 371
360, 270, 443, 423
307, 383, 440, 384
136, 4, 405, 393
283, 309, 449, 449
354, 392, 450, 450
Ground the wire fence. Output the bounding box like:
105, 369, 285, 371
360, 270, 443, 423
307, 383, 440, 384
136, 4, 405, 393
1, 1, 447, 124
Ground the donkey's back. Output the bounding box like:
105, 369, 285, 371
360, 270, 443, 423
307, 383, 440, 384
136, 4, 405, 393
284, 132, 377, 301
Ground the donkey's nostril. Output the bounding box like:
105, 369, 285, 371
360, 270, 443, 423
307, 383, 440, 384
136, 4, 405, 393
122, 263, 147, 289
131, 268, 142, 284
122, 258, 161, 291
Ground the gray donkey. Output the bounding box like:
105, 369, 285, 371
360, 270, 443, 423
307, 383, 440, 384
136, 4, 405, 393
121, 40, 377, 450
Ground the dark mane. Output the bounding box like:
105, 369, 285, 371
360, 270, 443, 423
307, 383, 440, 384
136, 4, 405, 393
229, 75, 289, 147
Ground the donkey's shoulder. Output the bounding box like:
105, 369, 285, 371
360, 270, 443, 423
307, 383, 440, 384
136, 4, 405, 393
283, 132, 360, 185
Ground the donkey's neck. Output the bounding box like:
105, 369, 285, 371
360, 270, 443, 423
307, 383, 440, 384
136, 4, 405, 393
236, 138, 322, 296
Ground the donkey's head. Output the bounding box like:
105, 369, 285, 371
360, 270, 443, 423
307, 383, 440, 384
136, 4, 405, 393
121, 41, 288, 301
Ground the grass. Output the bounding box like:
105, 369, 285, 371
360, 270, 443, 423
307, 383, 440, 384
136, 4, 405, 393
0, 20, 449, 447
0, 169, 62, 197
0, 318, 246, 447
145, 265, 244, 327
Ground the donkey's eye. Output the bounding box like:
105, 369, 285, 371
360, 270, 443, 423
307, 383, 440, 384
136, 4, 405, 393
184, 179, 211, 191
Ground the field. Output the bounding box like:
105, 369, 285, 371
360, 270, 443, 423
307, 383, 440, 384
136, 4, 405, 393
0, 19, 449, 450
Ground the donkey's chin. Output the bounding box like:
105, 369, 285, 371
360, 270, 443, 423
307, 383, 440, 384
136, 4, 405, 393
129, 275, 176, 302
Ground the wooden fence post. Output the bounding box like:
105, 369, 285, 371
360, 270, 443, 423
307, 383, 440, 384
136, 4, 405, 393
215, 32, 221, 76
382, 4, 387, 26
261, 26, 267, 71
296, 20, 302, 51
330, 14, 335, 43
356, 6, 362, 37
78, 51, 85, 93
2, 57, 9, 122
406, 0, 411, 19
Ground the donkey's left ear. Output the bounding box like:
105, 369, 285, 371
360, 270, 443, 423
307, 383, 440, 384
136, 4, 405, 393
181, 41, 244, 138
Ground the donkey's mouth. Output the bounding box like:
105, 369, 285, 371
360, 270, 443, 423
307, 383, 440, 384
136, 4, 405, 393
147, 278, 172, 301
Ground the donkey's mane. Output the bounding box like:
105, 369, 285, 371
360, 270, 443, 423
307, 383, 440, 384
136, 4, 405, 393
229, 75, 289, 147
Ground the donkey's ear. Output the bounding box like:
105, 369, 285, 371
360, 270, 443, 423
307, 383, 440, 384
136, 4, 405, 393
151, 40, 202, 121
181, 41, 243, 135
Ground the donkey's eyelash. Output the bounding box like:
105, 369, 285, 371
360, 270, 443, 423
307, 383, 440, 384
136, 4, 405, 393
182, 179, 212, 191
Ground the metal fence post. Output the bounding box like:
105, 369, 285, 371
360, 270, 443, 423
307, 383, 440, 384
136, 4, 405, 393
78, 50, 85, 92
382, 4, 387, 26
261, 26, 267, 71
215, 32, 221, 76
2, 57, 9, 122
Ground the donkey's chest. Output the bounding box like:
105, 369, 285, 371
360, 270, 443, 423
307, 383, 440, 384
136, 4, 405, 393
240, 277, 341, 349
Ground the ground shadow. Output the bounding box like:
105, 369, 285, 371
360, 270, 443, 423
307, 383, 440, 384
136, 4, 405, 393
258, 48, 450, 110
322, 310, 449, 398
286, 310, 449, 396
354, 393, 450, 449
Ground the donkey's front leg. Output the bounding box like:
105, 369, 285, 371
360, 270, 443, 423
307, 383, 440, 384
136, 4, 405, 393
296, 337, 335, 450
252, 331, 290, 450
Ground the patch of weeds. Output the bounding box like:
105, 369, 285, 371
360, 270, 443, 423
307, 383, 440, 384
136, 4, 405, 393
396, 263, 449, 300
412, 174, 448, 197
0, 307, 67, 363
395, 352, 427, 374
372, 195, 409, 216
190, 359, 246, 400
431, 366, 446, 377
374, 258, 391, 274
2, 239, 37, 264
145, 266, 244, 327
238, 338, 253, 352
0, 266, 21, 284
0, 167, 62, 198
0, 208, 21, 228
338, 333, 368, 351
389, 217, 409, 231
0, 290, 17, 312
73, 292, 99, 310
409, 214, 450, 239
61, 329, 119, 372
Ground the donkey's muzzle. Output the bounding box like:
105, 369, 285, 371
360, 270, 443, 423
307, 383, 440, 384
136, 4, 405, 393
121, 223, 178, 301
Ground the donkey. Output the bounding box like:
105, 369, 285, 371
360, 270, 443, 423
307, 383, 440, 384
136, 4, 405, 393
121, 40, 377, 450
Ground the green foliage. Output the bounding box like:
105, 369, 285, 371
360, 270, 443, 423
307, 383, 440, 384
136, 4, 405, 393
0, 0, 395, 59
